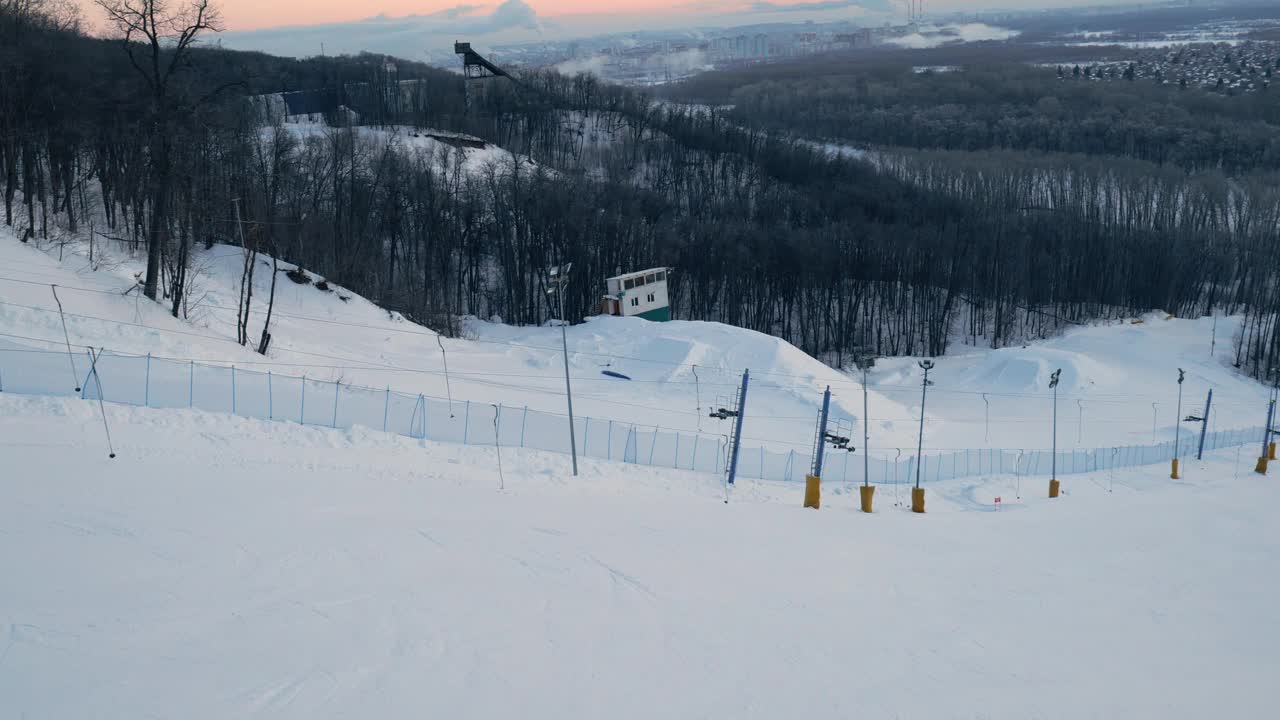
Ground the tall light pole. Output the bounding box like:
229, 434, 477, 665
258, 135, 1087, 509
1172, 368, 1185, 479
913, 359, 933, 513
856, 354, 876, 513
855, 354, 876, 490
547, 264, 578, 476
1049, 368, 1061, 498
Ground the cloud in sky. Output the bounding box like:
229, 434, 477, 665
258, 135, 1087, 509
750, 0, 894, 13
885, 23, 1020, 49
217, 0, 551, 59
209, 0, 957, 60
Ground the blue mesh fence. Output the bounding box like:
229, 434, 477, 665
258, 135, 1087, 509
0, 344, 1268, 484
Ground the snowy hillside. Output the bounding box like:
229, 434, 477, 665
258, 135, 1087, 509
3, 228, 1280, 718
0, 224, 1268, 462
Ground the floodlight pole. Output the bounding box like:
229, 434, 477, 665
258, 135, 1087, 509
1049, 368, 1062, 498
551, 270, 578, 476
914, 360, 932, 489
1052, 383, 1058, 480
862, 365, 870, 488
1173, 369, 1185, 479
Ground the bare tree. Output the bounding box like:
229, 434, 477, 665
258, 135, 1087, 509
93, 0, 222, 302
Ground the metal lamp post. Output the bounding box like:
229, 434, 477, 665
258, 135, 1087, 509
1049, 368, 1062, 498
912, 359, 934, 513
547, 264, 578, 476
1172, 368, 1185, 479
856, 354, 877, 513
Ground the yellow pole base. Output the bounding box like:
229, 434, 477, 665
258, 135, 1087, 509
1256, 456, 1269, 475
804, 474, 820, 509
1049, 479, 1060, 498
1269, 442, 1276, 461
859, 485, 875, 513
911, 487, 925, 514
1171, 458, 1180, 480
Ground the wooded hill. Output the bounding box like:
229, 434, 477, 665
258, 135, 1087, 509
4, 0, 1280, 379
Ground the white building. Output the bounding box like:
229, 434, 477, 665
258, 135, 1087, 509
601, 268, 672, 321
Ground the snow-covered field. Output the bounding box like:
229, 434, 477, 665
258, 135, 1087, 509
3, 228, 1280, 717
3, 393, 1278, 718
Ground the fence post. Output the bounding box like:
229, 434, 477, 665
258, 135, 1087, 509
520, 406, 528, 447
583, 417, 590, 457
300, 375, 306, 425
423, 395, 431, 439
331, 381, 340, 428
650, 426, 659, 465
144, 353, 151, 407
189, 361, 194, 407
463, 400, 471, 445
383, 387, 390, 432
496, 403, 503, 447
268, 372, 274, 419
608, 420, 614, 460
691, 434, 699, 471
231, 366, 237, 415
674, 432, 680, 469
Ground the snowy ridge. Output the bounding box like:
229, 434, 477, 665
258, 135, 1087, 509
0, 226, 1272, 470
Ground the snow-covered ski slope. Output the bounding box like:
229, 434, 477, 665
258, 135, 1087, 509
0, 225, 1270, 468
3, 393, 1278, 718
3, 228, 1280, 717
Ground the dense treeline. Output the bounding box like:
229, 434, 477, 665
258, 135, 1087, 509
4, 0, 1280, 382
667, 61, 1280, 174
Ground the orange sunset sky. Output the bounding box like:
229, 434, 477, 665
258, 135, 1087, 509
84, 1, 832, 32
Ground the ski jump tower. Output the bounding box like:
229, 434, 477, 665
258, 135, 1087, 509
455, 42, 513, 110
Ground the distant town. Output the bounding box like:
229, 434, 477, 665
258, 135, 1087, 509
481, 22, 935, 86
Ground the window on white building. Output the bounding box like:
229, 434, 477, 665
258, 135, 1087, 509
631, 297, 639, 307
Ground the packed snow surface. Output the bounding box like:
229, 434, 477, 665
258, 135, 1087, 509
2, 394, 1277, 718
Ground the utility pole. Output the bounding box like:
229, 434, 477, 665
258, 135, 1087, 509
913, 359, 933, 513
547, 264, 578, 476
1049, 368, 1061, 498
1172, 368, 1185, 479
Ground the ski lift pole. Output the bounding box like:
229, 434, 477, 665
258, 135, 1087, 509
726, 370, 749, 487
805, 386, 830, 509
1196, 389, 1212, 461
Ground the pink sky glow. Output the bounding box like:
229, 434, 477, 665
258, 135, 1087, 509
136, 1, 778, 32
